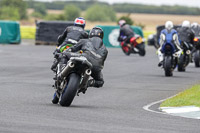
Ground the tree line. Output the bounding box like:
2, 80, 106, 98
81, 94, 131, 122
0, 0, 199, 22
26, 0, 200, 15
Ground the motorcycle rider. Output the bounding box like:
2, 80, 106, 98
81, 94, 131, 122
51, 17, 88, 72
177, 20, 195, 52
191, 22, 200, 36
117, 20, 135, 48
67, 27, 108, 88
52, 27, 108, 104
157, 21, 182, 67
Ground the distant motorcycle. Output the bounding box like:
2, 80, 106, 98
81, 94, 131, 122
53, 52, 92, 107
193, 36, 200, 67
162, 42, 179, 76
177, 41, 191, 71
120, 34, 146, 56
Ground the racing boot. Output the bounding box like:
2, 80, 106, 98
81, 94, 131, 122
51, 59, 59, 72
158, 61, 163, 67
87, 79, 104, 88
52, 91, 60, 104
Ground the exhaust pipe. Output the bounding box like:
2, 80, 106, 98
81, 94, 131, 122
58, 61, 74, 80
79, 69, 92, 89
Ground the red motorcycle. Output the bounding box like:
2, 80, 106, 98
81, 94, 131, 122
120, 34, 146, 56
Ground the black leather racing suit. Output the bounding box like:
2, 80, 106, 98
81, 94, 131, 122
117, 24, 135, 46
191, 26, 200, 36
51, 26, 88, 71
68, 37, 108, 88
177, 27, 195, 51
57, 25, 88, 47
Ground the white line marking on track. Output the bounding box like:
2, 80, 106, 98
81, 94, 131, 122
143, 94, 200, 119
143, 95, 177, 114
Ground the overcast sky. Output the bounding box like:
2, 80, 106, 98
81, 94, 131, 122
35, 0, 200, 8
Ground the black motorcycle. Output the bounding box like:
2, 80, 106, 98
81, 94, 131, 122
177, 41, 191, 71
193, 36, 200, 67
53, 52, 92, 107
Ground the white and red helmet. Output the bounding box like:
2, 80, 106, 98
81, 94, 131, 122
118, 20, 126, 27
74, 17, 86, 29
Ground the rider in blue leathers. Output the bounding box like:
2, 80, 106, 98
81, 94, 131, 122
157, 21, 182, 67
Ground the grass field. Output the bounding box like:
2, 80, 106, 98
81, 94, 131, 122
160, 85, 200, 107
20, 26, 36, 39
117, 13, 200, 31
85, 13, 200, 31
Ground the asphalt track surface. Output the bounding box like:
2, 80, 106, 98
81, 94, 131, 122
0, 43, 200, 133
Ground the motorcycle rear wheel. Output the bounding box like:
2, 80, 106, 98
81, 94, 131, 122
136, 43, 146, 56
60, 73, 80, 107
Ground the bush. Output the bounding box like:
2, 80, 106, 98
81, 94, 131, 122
33, 3, 47, 16
136, 22, 145, 29
117, 14, 134, 25
85, 4, 116, 22
44, 14, 66, 21
0, 0, 27, 20
31, 12, 43, 18
0, 7, 20, 20
64, 4, 81, 21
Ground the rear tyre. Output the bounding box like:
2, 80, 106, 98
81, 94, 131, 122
194, 50, 200, 67
137, 43, 146, 56
60, 73, 80, 107
164, 56, 173, 76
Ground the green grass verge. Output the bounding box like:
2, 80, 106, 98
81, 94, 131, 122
160, 84, 200, 107
20, 26, 36, 39
143, 31, 155, 44
143, 31, 155, 39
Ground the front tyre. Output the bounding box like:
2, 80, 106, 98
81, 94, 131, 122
122, 46, 131, 56
60, 73, 80, 107
194, 50, 200, 67
164, 56, 173, 76
178, 54, 185, 72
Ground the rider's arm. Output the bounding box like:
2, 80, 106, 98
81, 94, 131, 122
159, 33, 165, 48
82, 31, 89, 39
117, 29, 123, 42
190, 30, 195, 44
57, 28, 68, 45
102, 47, 108, 62
70, 40, 84, 52
173, 34, 182, 51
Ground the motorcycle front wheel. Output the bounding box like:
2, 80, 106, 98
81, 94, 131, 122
178, 54, 185, 72
122, 46, 131, 56
194, 50, 200, 67
164, 56, 173, 76
60, 73, 80, 107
